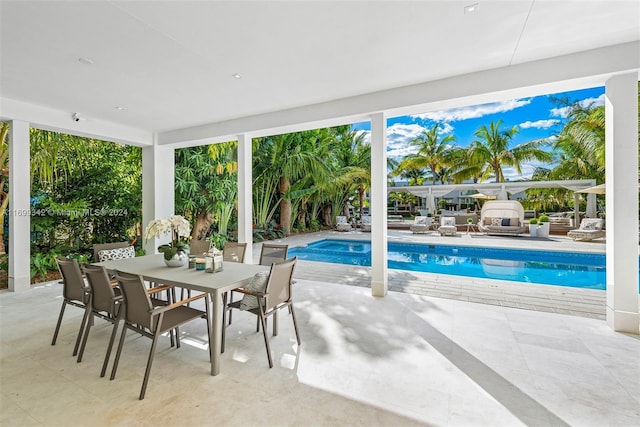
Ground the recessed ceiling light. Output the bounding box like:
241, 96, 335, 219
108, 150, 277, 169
464, 3, 478, 14
115, 106, 125, 110
78, 57, 94, 65
232, 73, 242, 79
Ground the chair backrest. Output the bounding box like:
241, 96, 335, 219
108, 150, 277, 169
259, 243, 288, 266
93, 242, 130, 262
336, 216, 348, 224
114, 271, 154, 329
264, 257, 297, 312
223, 242, 247, 263
83, 264, 118, 313
56, 257, 86, 302
189, 239, 211, 256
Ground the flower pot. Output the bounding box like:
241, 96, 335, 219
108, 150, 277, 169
164, 250, 188, 267
529, 225, 538, 237
537, 222, 550, 238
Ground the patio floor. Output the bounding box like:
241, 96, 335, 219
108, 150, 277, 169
2, 231, 638, 426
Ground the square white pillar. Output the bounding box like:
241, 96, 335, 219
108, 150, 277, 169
605, 72, 639, 334
370, 112, 388, 297
142, 143, 175, 255
8, 120, 30, 292
237, 134, 253, 263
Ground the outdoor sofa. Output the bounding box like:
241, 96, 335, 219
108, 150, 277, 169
477, 200, 527, 235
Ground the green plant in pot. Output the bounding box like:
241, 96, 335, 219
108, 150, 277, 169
144, 215, 191, 266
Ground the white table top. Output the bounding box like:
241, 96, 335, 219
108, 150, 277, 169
96, 254, 268, 294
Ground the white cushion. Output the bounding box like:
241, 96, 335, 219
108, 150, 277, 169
491, 217, 503, 226
98, 246, 135, 261
414, 216, 427, 225
240, 271, 270, 310
580, 219, 602, 230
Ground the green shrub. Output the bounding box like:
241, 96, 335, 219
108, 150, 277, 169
529, 218, 538, 225
538, 215, 550, 223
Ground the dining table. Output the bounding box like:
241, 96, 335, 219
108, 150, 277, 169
95, 254, 268, 375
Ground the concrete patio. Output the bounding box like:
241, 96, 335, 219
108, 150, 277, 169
2, 231, 638, 426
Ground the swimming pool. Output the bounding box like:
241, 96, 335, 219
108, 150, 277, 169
288, 239, 638, 290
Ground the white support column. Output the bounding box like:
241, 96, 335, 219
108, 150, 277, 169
142, 142, 175, 255
605, 73, 639, 334
586, 193, 597, 218
8, 120, 30, 292
237, 134, 253, 263
370, 112, 388, 297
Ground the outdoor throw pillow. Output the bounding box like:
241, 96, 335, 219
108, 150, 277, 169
491, 217, 503, 226
442, 217, 456, 226
580, 220, 598, 230
501, 218, 511, 226
240, 270, 270, 310
98, 246, 135, 261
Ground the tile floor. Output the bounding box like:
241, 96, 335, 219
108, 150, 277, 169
1, 230, 638, 426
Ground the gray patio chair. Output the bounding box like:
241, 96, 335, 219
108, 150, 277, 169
77, 264, 124, 377
110, 271, 210, 400
189, 239, 211, 256
223, 241, 247, 263
225, 257, 300, 368
226, 243, 287, 330
52, 257, 91, 357
259, 243, 289, 266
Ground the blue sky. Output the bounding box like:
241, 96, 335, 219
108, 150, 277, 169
352, 86, 605, 181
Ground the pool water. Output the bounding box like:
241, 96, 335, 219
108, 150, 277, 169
288, 239, 638, 290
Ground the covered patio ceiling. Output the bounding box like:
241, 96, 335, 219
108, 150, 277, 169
1, 1, 639, 143
1, 1, 638, 333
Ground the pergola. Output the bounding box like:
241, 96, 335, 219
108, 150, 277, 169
1, 1, 638, 333
391, 179, 599, 219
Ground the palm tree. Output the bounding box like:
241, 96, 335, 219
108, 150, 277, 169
470, 120, 552, 182
254, 130, 330, 235
396, 124, 456, 184
549, 104, 605, 182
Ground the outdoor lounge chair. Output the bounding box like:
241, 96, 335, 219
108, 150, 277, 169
567, 218, 605, 241
477, 200, 527, 235
361, 215, 372, 232
410, 216, 432, 234
336, 216, 352, 232
438, 216, 457, 236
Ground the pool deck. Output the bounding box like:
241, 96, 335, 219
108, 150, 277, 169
256, 229, 609, 319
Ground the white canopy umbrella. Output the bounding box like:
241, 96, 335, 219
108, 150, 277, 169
576, 184, 606, 194
469, 193, 497, 200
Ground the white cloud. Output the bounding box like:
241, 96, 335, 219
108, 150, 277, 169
355, 129, 371, 144
550, 94, 605, 118
411, 99, 532, 122
438, 122, 455, 135
385, 123, 425, 160
519, 119, 560, 129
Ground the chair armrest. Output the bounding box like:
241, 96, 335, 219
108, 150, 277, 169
147, 285, 173, 295
232, 288, 267, 297
151, 292, 208, 314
